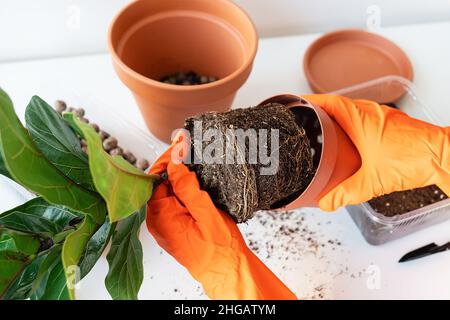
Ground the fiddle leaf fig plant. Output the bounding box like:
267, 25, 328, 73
0, 88, 157, 300
64, 113, 159, 223
25, 95, 96, 191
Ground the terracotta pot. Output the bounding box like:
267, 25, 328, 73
260, 94, 362, 209
108, 0, 258, 143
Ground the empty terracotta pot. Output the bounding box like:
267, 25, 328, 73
108, 0, 258, 143
260, 94, 362, 209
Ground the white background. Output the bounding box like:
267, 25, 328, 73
1, 22, 450, 299
1, 0, 450, 300
1, 0, 450, 61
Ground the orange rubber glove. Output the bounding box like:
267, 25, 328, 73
303, 94, 450, 212
146, 134, 296, 300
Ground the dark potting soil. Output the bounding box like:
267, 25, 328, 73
368, 185, 448, 217
160, 71, 218, 86
367, 102, 449, 217
185, 103, 315, 223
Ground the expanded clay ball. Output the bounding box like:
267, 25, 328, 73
55, 100, 67, 114
123, 150, 136, 164
54, 99, 152, 172
90, 123, 100, 132
136, 159, 149, 171
74, 108, 85, 118
99, 130, 110, 141
160, 71, 219, 86
103, 137, 118, 151
110, 147, 123, 157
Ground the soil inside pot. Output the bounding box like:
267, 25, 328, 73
160, 71, 218, 86
368, 185, 448, 217
367, 102, 449, 217
185, 103, 316, 223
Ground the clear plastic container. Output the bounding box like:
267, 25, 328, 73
332, 76, 450, 245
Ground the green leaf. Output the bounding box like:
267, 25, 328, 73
38, 261, 69, 300
64, 113, 158, 223
79, 220, 113, 279
0, 197, 81, 237
105, 206, 146, 300
3, 232, 76, 300
25, 96, 95, 191
0, 229, 41, 255
0, 251, 30, 299
30, 245, 69, 300
0, 149, 13, 180
0, 229, 41, 298
0, 89, 106, 224
52, 228, 76, 244
62, 215, 100, 300
2, 253, 45, 300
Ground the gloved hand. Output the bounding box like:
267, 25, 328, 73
303, 94, 450, 211
146, 133, 296, 300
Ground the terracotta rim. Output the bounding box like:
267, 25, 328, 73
107, 0, 258, 93
259, 94, 338, 208
303, 29, 414, 95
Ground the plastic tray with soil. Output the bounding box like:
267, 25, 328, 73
366, 102, 449, 217
368, 185, 448, 217
335, 76, 450, 244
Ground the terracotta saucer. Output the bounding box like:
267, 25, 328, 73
303, 29, 413, 103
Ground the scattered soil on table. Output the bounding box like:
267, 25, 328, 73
185, 103, 315, 223
162, 209, 365, 299
245, 211, 343, 259
368, 185, 448, 217
160, 71, 218, 86
368, 102, 449, 217
242, 209, 356, 299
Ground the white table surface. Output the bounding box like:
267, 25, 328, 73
1, 21, 450, 300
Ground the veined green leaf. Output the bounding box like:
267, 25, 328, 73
37, 261, 69, 300
0, 252, 30, 299
64, 113, 158, 223
0, 197, 81, 237
30, 245, 69, 300
0, 229, 41, 298
25, 96, 95, 191
0, 89, 106, 224
79, 220, 113, 279
105, 206, 145, 300
62, 215, 99, 300
0, 229, 41, 255
2, 253, 45, 300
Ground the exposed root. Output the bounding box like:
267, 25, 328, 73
185, 103, 315, 223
